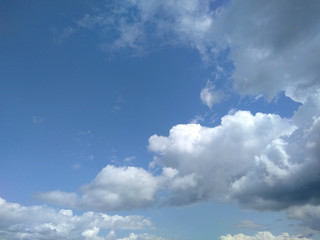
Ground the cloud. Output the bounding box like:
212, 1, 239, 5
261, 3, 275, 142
148, 90, 320, 211
54, 27, 75, 44
0, 197, 152, 240
116, 233, 170, 240
287, 205, 320, 232
200, 80, 223, 109
32, 116, 44, 124
36, 165, 160, 211
75, 0, 320, 103
219, 232, 311, 240
75, 0, 214, 56
37, 90, 320, 215
236, 220, 264, 230
211, 0, 320, 102
36, 164, 200, 211
124, 156, 136, 162
149, 110, 296, 205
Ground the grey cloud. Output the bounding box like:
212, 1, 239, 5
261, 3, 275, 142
74, 0, 320, 102
212, 0, 320, 102
287, 205, 320, 231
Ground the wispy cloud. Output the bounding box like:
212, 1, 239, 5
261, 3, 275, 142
200, 80, 223, 109
32, 116, 44, 124
236, 220, 264, 230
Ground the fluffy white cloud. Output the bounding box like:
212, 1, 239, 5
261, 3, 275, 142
220, 232, 311, 240
0, 197, 151, 240
38, 91, 320, 215
149, 110, 296, 205
36, 165, 193, 211
148, 90, 320, 211
36, 165, 159, 211
200, 80, 223, 109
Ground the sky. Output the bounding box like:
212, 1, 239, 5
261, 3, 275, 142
1, 0, 320, 239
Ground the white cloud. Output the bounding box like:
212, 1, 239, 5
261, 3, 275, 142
36, 165, 159, 211
117, 233, 138, 240
76, 0, 214, 57
148, 91, 320, 211
149, 110, 295, 204
36, 163, 203, 211
219, 232, 311, 240
0, 197, 152, 240
124, 156, 136, 162
38, 94, 320, 214
200, 80, 223, 109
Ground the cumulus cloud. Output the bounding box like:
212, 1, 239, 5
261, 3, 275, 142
219, 232, 311, 240
0, 197, 151, 240
36, 164, 198, 211
148, 90, 320, 212
200, 80, 223, 109
149, 110, 296, 205
36, 165, 159, 211
38, 91, 320, 217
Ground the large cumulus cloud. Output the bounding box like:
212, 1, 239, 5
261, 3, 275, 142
149, 110, 295, 205
149, 90, 320, 215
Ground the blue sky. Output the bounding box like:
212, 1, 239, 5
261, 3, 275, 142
1, 1, 320, 240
